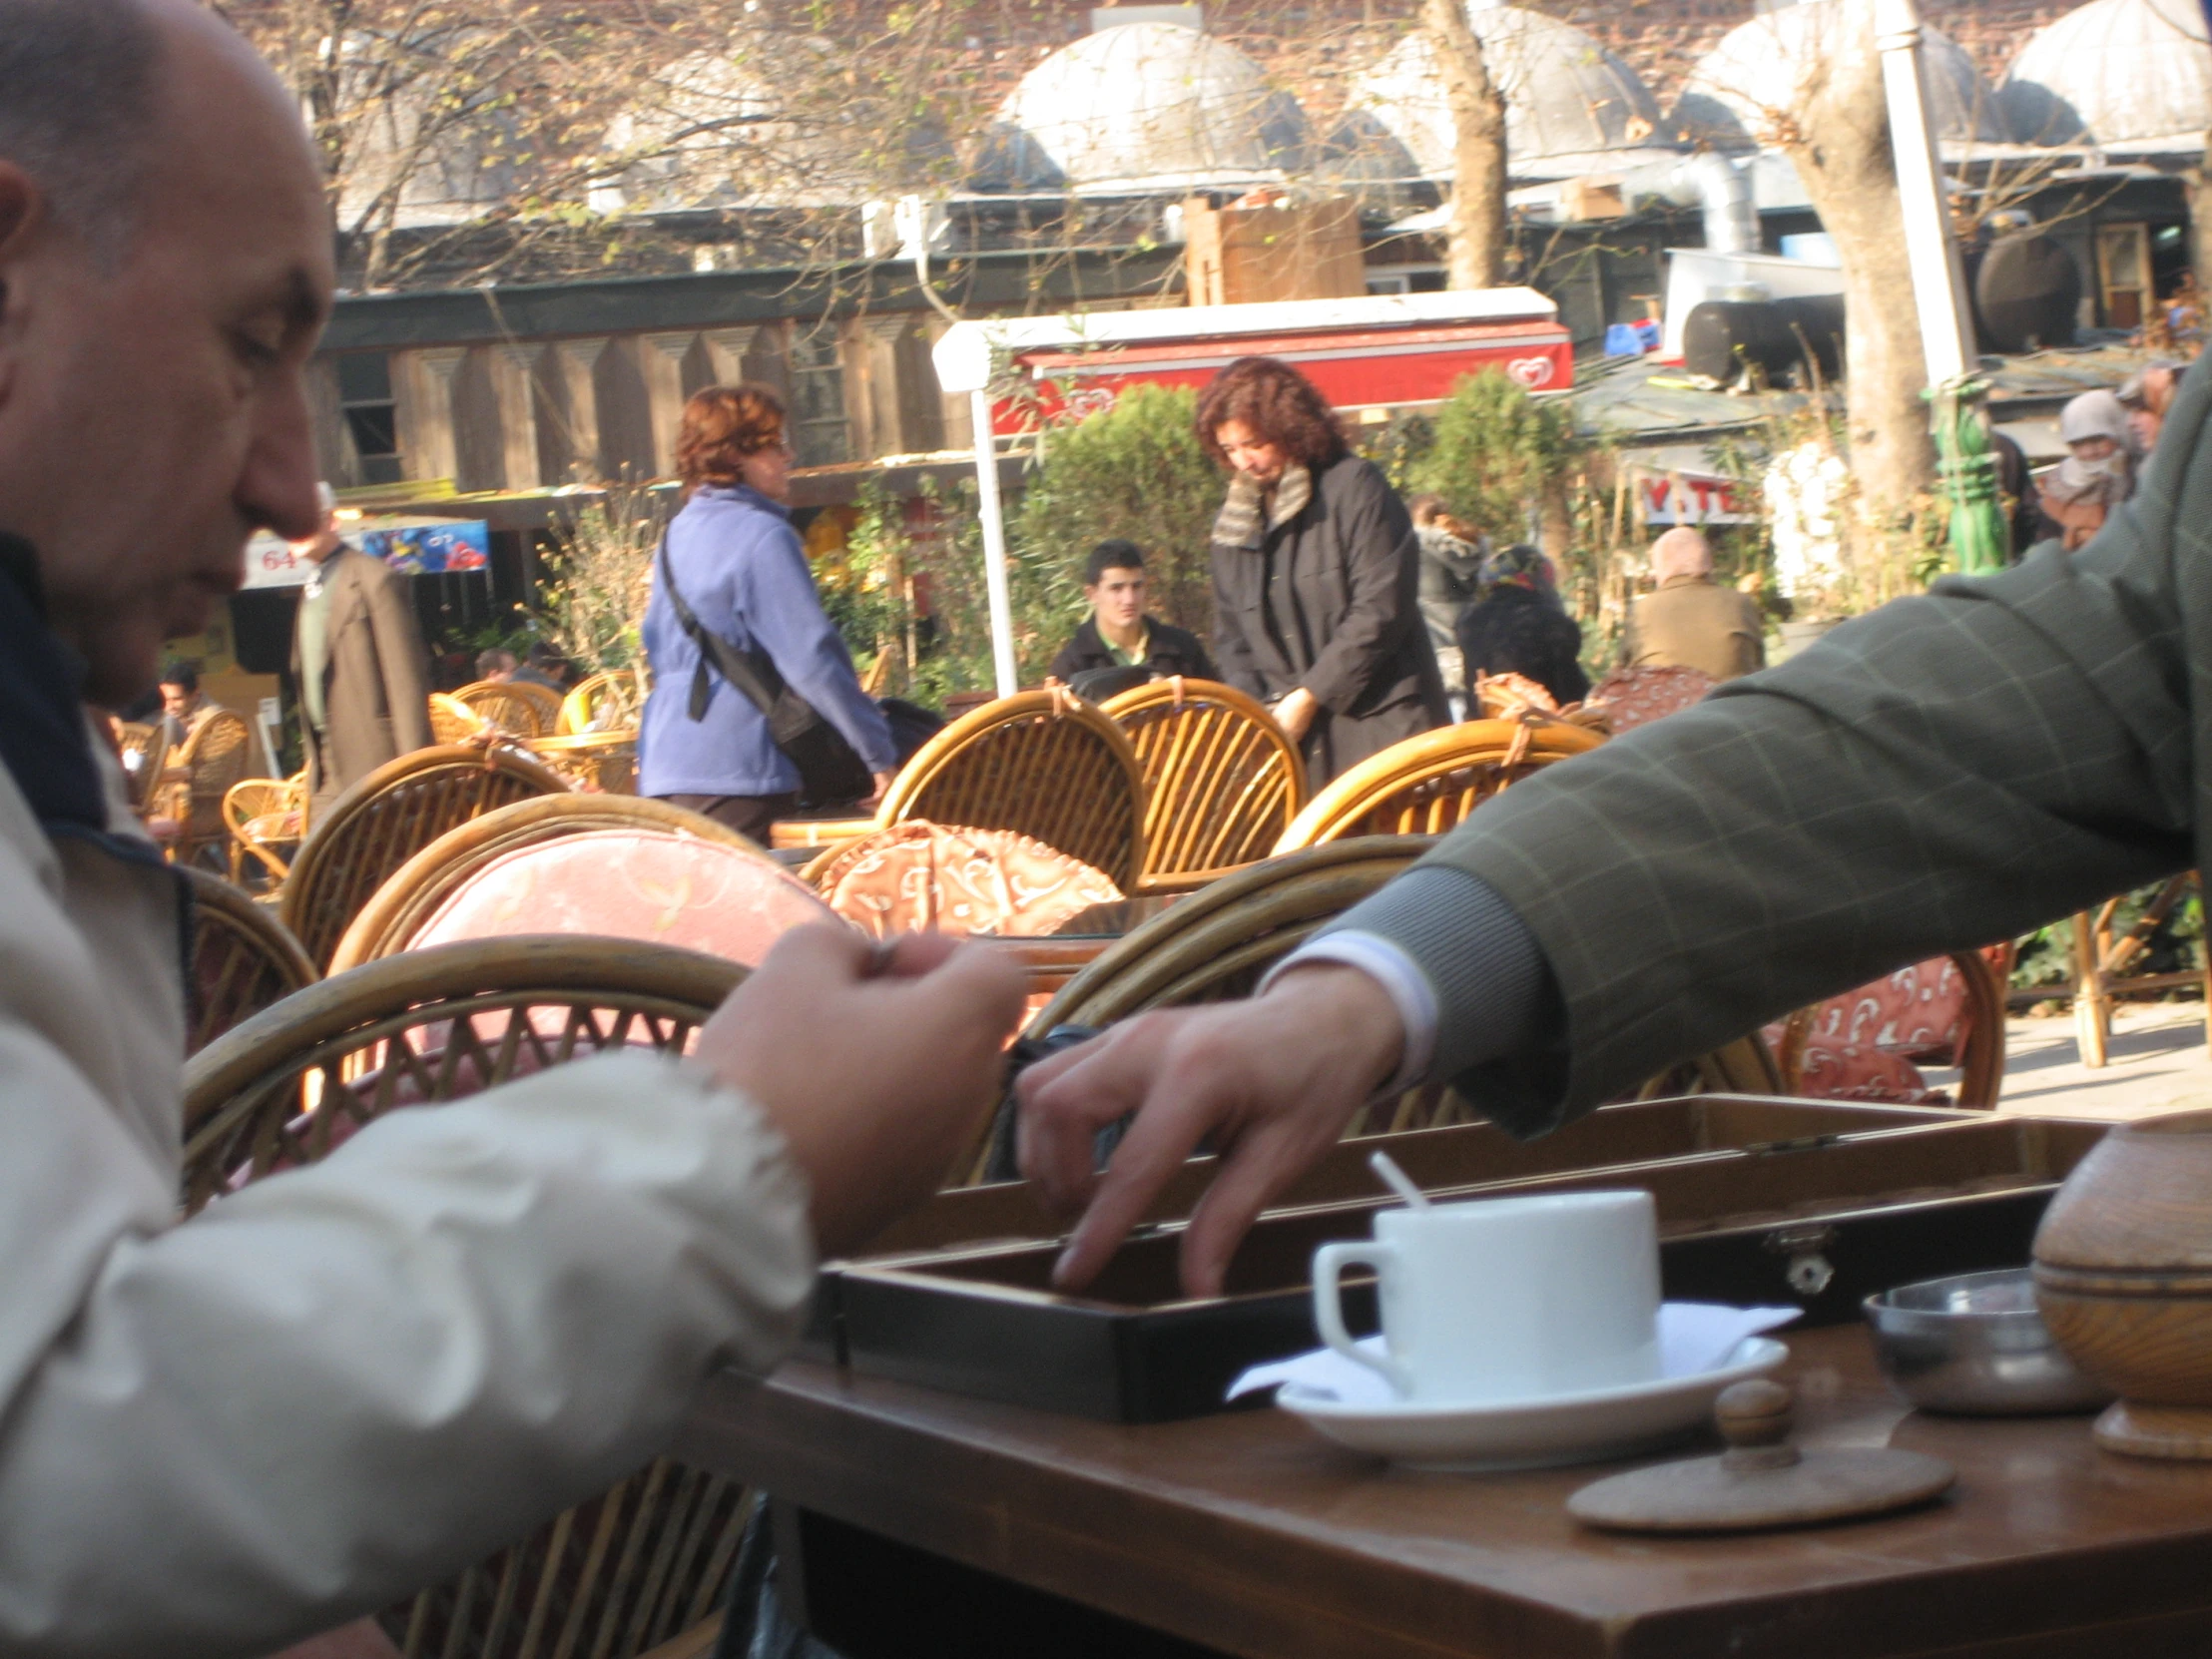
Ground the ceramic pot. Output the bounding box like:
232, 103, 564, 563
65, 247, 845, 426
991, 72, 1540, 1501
2033, 1108, 2212, 1458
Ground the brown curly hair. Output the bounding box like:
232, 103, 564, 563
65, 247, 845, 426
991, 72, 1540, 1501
676, 383, 788, 489
1194, 356, 1346, 470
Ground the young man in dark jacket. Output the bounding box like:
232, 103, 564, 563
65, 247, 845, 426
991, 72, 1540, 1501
1048, 540, 1217, 684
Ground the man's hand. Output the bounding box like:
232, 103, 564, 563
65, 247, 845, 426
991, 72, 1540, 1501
1017, 964, 1403, 1298
695, 925, 1025, 1258
1272, 686, 1320, 743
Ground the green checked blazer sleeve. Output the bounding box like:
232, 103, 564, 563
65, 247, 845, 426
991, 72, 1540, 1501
1394, 354, 2212, 1134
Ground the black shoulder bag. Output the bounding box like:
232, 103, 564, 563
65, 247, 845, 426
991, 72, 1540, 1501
656, 538, 873, 806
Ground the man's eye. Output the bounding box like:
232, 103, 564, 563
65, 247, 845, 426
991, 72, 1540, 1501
232, 329, 282, 366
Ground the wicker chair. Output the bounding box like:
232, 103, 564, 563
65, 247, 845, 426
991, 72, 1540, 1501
181, 866, 316, 1053
1099, 679, 1307, 894
2068, 874, 2212, 1068
558, 669, 646, 736
225, 774, 307, 886
504, 679, 567, 732
453, 680, 552, 739
181, 937, 751, 1659
1271, 716, 1605, 851
279, 745, 571, 970
328, 795, 783, 972
145, 710, 257, 868
1015, 836, 1777, 1164
526, 730, 639, 795
115, 719, 163, 810
428, 692, 494, 745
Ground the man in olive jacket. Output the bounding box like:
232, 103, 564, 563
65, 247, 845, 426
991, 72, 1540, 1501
289, 487, 432, 817
1618, 526, 1765, 682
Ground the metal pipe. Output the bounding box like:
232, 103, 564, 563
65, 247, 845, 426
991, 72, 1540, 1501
1619, 154, 1758, 255
967, 388, 1019, 698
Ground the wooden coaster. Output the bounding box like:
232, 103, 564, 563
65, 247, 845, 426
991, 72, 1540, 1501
2092, 1400, 2212, 1460
1568, 1381, 1955, 1534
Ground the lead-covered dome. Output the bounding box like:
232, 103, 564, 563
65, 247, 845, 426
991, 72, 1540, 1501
1677, 1, 2010, 149
2001, 0, 2212, 149
971, 22, 1310, 193
1330, 4, 1679, 184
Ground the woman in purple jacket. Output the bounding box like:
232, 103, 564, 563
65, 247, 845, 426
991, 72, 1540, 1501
638, 385, 897, 841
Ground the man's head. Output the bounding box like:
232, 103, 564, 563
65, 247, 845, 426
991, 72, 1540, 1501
0, 0, 332, 706
476, 648, 518, 683
1650, 526, 1714, 583
2117, 363, 2180, 454
157, 657, 197, 719
1082, 541, 1148, 637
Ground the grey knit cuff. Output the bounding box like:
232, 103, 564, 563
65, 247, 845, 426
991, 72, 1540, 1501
1317, 864, 1551, 1085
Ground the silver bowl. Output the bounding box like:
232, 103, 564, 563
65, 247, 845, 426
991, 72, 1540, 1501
1863, 1268, 2114, 1415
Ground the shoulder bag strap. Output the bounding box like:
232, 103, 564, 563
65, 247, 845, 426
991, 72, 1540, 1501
656, 535, 789, 723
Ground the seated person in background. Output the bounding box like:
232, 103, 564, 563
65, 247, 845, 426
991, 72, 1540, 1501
1454, 542, 1589, 708
1408, 494, 1484, 706
156, 658, 220, 751
2119, 362, 2184, 455
476, 644, 567, 693
1618, 526, 1765, 683
1048, 539, 1218, 686
2036, 389, 2137, 552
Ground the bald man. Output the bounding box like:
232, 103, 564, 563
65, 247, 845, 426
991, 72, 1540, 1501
1617, 526, 1766, 682
0, 4, 1020, 1652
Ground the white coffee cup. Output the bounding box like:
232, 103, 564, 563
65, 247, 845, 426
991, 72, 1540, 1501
1311, 1189, 1661, 1405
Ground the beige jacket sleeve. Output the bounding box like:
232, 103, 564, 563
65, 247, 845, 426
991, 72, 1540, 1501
0, 789, 815, 1658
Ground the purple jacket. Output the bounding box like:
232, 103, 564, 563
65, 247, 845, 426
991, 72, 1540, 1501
638, 484, 895, 797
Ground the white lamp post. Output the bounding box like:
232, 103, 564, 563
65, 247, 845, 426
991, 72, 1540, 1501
930, 325, 1019, 698
1873, 0, 1975, 384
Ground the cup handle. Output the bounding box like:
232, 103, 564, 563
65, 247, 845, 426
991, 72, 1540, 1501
1312, 1241, 1412, 1398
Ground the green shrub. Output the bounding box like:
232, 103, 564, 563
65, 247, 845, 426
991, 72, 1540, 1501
1409, 370, 1580, 549
1012, 384, 1224, 640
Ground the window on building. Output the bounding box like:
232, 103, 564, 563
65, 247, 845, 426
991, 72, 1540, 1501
336, 352, 404, 485
788, 327, 851, 468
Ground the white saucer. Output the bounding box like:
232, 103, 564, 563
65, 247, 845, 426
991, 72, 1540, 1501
1278, 1338, 1790, 1472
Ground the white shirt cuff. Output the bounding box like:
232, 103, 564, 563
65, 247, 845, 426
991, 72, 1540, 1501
1259, 930, 1439, 1096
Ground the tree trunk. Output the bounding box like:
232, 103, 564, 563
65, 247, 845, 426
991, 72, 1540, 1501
1775, 1, 1935, 536
1422, 0, 1507, 290
2193, 131, 2212, 299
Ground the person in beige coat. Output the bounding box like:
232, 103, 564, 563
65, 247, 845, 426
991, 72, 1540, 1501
289, 484, 433, 818
0, 4, 1022, 1655
1617, 526, 1766, 683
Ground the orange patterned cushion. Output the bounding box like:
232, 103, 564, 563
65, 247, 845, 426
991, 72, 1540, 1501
813, 821, 1122, 940
1767, 956, 1970, 1105
1587, 664, 1716, 733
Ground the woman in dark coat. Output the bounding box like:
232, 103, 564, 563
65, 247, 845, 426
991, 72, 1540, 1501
1454, 542, 1589, 707
1198, 357, 1448, 786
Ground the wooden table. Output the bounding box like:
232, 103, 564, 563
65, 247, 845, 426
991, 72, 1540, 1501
682, 1324, 2212, 1658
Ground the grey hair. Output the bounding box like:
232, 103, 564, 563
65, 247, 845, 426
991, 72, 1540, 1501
0, 0, 163, 266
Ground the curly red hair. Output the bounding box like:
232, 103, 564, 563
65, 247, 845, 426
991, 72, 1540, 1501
676, 383, 788, 489
1194, 356, 1346, 470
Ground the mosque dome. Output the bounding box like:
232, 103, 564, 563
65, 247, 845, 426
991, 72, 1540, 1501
1677, 2, 2011, 150
594, 40, 940, 214
332, 47, 523, 231
1330, 4, 1679, 184
2000, 0, 2212, 149
971, 22, 1310, 193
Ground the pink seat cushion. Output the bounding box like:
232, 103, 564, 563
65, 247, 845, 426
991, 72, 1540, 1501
1587, 665, 1716, 733
411, 830, 835, 965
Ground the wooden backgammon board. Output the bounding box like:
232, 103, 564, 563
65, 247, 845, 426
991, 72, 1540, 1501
806, 1096, 2108, 1422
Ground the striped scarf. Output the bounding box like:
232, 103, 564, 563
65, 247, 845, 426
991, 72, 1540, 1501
1211, 463, 1313, 549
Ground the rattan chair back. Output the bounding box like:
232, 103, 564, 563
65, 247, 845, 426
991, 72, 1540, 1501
558, 669, 646, 735
505, 679, 567, 730
115, 720, 161, 808
1100, 679, 1307, 893
279, 744, 570, 969
181, 937, 751, 1659
428, 692, 493, 745
526, 730, 639, 795
224, 775, 305, 886
329, 795, 771, 972
181, 866, 316, 1053
148, 710, 256, 863
1271, 716, 1605, 852
879, 689, 1146, 890
453, 680, 552, 738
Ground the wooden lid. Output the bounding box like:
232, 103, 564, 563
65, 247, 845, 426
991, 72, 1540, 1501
1568, 1382, 1955, 1534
